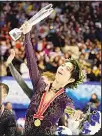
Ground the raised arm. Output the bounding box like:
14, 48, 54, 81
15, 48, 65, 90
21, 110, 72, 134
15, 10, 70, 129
6, 49, 33, 99
9, 63, 33, 99
22, 22, 45, 90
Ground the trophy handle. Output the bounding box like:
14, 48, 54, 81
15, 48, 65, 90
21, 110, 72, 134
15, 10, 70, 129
28, 4, 53, 25
30, 9, 53, 26
9, 4, 54, 41
19, 4, 53, 30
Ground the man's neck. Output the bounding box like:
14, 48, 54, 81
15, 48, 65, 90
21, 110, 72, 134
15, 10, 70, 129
51, 80, 64, 92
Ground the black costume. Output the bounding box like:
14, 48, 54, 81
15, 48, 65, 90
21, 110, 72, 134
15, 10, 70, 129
0, 108, 16, 136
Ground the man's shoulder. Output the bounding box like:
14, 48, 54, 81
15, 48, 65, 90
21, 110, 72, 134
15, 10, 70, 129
3, 109, 15, 117
3, 109, 16, 125
0, 109, 16, 125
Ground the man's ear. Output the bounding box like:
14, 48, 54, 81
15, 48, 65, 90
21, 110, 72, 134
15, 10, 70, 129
3, 94, 8, 99
68, 78, 75, 83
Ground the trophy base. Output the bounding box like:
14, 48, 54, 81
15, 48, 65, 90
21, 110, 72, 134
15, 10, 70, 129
9, 28, 22, 41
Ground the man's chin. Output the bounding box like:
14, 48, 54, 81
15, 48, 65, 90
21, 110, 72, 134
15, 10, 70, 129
55, 74, 60, 80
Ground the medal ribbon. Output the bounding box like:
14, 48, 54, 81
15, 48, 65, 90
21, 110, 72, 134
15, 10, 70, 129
34, 92, 46, 120
34, 88, 64, 120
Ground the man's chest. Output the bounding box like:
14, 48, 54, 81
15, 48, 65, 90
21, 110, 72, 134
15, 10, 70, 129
0, 109, 12, 127
43, 91, 56, 104
0, 111, 8, 124
0, 113, 8, 133
27, 92, 68, 118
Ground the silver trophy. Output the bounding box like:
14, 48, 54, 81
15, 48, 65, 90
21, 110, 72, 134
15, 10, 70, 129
9, 4, 53, 41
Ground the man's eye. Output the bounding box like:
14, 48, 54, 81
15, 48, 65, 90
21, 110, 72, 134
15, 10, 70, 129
67, 68, 69, 71
66, 67, 71, 71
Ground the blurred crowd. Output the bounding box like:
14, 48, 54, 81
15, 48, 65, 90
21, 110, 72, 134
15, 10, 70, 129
0, 1, 102, 82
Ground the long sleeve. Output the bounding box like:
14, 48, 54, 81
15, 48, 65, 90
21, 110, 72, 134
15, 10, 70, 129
5, 127, 16, 136
9, 63, 33, 99
24, 32, 45, 91
5, 114, 16, 136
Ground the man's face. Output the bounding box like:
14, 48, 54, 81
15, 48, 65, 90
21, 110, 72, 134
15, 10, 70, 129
6, 103, 12, 111
91, 94, 97, 99
55, 62, 74, 86
0, 85, 7, 104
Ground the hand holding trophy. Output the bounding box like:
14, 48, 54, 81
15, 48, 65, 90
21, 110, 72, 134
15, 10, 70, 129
9, 4, 53, 41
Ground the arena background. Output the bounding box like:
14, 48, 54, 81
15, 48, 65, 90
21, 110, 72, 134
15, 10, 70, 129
0, 1, 101, 119
2, 77, 101, 119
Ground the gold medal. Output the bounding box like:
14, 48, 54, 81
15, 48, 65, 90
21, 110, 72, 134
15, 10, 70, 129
34, 119, 41, 127
33, 89, 64, 127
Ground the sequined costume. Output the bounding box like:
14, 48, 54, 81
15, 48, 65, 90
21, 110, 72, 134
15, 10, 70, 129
21, 33, 74, 136
0, 109, 16, 136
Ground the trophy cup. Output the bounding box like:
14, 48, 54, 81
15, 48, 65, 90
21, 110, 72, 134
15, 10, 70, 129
9, 4, 53, 41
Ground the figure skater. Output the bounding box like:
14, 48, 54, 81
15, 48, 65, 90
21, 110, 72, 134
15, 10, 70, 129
6, 49, 84, 135
8, 22, 84, 136
0, 83, 16, 136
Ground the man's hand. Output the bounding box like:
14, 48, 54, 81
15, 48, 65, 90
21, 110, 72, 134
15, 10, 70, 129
6, 49, 15, 66
20, 21, 32, 35
68, 110, 84, 135
70, 110, 83, 121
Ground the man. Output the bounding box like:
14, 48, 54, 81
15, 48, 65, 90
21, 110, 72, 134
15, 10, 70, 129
83, 93, 100, 113
5, 102, 16, 119
6, 49, 84, 135
0, 83, 16, 136
89, 93, 100, 109
9, 22, 84, 136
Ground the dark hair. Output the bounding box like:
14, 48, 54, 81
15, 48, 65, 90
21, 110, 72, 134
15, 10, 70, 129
5, 102, 11, 106
58, 115, 65, 126
90, 93, 99, 103
58, 113, 67, 126
0, 83, 9, 94
91, 93, 98, 98
64, 58, 84, 89
90, 98, 99, 104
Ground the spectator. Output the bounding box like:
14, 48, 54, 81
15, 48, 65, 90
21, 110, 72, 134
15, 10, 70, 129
20, 59, 30, 79
5, 102, 16, 119
0, 83, 16, 136
0, 1, 101, 82
83, 93, 100, 113
0, 60, 7, 77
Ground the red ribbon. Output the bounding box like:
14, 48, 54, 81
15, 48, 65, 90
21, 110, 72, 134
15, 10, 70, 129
34, 114, 44, 120
34, 88, 64, 120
